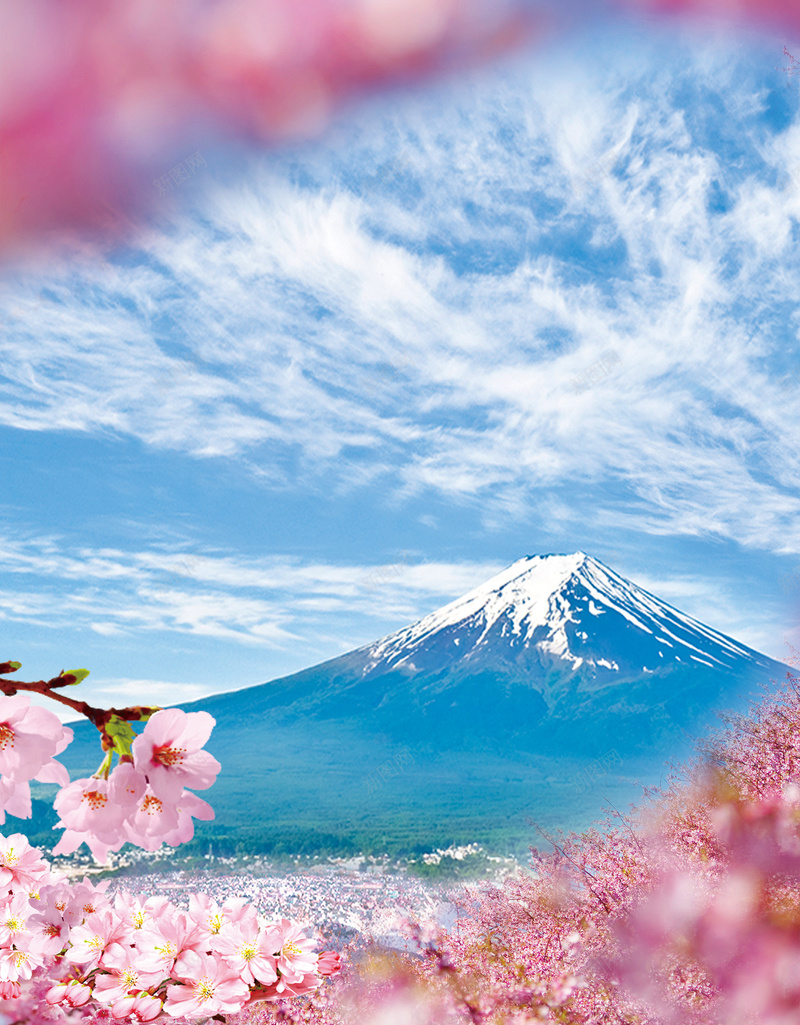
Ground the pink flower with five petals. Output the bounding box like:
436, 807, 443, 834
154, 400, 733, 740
0, 695, 72, 785
132, 709, 220, 803
164, 949, 249, 1018
0, 832, 49, 889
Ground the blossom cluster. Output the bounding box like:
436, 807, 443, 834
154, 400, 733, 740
0, 666, 341, 1023
0, 689, 223, 864
52, 709, 221, 863
0, 831, 339, 1023
240, 655, 800, 1025
0, 0, 527, 255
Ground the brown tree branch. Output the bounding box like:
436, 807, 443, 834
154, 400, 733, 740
0, 673, 160, 746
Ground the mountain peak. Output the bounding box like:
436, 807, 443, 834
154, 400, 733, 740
361, 550, 771, 683
137, 550, 786, 858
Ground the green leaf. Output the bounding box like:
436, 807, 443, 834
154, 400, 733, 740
60, 668, 90, 686
104, 715, 137, 758
0, 661, 21, 675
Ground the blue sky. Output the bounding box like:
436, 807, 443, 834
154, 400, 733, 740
2, 18, 800, 718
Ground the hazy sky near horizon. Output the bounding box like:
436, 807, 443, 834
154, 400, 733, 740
2, 16, 800, 717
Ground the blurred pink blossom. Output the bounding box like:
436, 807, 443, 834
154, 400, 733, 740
0, 0, 536, 255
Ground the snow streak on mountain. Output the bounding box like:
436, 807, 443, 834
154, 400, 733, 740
359, 552, 774, 697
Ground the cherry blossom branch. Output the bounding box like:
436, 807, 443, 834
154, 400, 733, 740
532, 824, 613, 915
778, 46, 800, 75
0, 662, 159, 747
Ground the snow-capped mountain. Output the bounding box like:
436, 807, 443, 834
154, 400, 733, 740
215, 550, 778, 760
360, 552, 771, 694
57, 553, 789, 858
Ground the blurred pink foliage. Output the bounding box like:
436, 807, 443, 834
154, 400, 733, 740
620, 0, 800, 34
239, 648, 800, 1025
3, 0, 800, 257
0, 0, 535, 256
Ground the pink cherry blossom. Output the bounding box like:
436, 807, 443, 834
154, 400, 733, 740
27, 901, 71, 957
0, 980, 21, 1000
317, 950, 342, 976
0, 696, 73, 787
0, 775, 31, 824
45, 979, 92, 1008
65, 909, 129, 970
114, 891, 171, 932
267, 919, 319, 986
53, 776, 127, 841
125, 785, 181, 840
213, 920, 279, 987
165, 949, 250, 1018
51, 827, 125, 864
91, 944, 162, 1004
0, 946, 44, 982
58, 876, 112, 924
109, 762, 148, 808
0, 833, 49, 889
107, 991, 163, 1021
0, 891, 35, 946
131, 709, 220, 803
161, 789, 214, 847
136, 910, 205, 975
189, 893, 256, 936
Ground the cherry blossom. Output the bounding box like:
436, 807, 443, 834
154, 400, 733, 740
64, 908, 130, 970
0, 672, 331, 1022
114, 891, 171, 933
91, 946, 163, 1004
106, 991, 163, 1021
165, 949, 251, 1018
317, 950, 342, 976
187, 895, 258, 951
213, 920, 279, 987
0, 833, 49, 890
131, 709, 220, 803
53, 776, 127, 842
0, 891, 35, 948
136, 911, 206, 976
268, 918, 320, 990
45, 979, 92, 1008
0, 696, 73, 787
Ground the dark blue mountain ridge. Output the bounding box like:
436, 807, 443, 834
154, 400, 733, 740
57, 553, 789, 857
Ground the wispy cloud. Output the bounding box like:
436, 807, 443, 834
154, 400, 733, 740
3, 36, 799, 558
0, 528, 502, 648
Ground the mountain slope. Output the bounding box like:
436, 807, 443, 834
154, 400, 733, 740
57, 553, 788, 857
201, 553, 780, 755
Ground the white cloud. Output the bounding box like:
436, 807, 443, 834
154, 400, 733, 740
0, 528, 502, 647
1, 31, 799, 560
